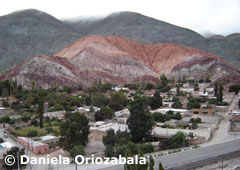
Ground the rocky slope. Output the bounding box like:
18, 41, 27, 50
1, 35, 239, 88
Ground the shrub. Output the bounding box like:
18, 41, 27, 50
0, 115, 11, 123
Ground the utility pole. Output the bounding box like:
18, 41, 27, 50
17, 151, 20, 170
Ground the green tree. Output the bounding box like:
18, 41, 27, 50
159, 162, 164, 170
60, 112, 90, 150
38, 90, 45, 129
105, 145, 115, 157
229, 84, 240, 95
218, 84, 223, 103
144, 83, 155, 90
103, 129, 117, 146
95, 106, 114, 121
172, 97, 182, 108
127, 97, 154, 142
2, 147, 26, 170
149, 156, 154, 170
149, 91, 163, 110
70, 145, 85, 170
160, 74, 168, 86
109, 91, 127, 111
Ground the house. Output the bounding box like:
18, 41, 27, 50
39, 135, 60, 144
114, 109, 130, 118
232, 111, 240, 122
89, 123, 128, 142
191, 108, 214, 115
44, 111, 66, 120
77, 106, 100, 113
17, 137, 49, 154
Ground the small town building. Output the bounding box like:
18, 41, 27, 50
39, 135, 60, 144
232, 111, 240, 122
114, 109, 130, 118
17, 137, 49, 154
44, 110, 66, 120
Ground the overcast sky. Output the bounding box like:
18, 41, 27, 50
1, 0, 240, 36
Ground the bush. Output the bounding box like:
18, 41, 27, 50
105, 145, 115, 157
138, 143, 154, 153
0, 115, 11, 123
51, 104, 65, 111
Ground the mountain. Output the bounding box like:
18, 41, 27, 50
66, 11, 205, 45
0, 9, 239, 73
66, 12, 240, 68
1, 35, 239, 88
0, 9, 81, 72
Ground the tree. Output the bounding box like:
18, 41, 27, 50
152, 112, 165, 122
159, 162, 164, 170
109, 91, 127, 111
124, 142, 149, 170
149, 156, 154, 170
105, 145, 115, 157
144, 83, 155, 90
172, 97, 182, 108
60, 112, 90, 150
91, 92, 109, 107
2, 147, 26, 170
127, 97, 154, 142
95, 106, 114, 121
103, 129, 117, 146
149, 91, 163, 110
38, 90, 45, 129
160, 74, 168, 86
51, 104, 65, 111
218, 84, 223, 103
229, 84, 240, 95
70, 145, 85, 170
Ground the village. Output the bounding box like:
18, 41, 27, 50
0, 75, 240, 169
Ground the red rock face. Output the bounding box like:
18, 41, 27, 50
1, 35, 239, 88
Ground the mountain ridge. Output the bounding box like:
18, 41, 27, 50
1, 35, 239, 88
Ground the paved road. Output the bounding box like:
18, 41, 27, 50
101, 138, 240, 170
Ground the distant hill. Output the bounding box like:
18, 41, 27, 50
0, 9, 81, 72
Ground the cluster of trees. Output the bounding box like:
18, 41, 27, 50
187, 96, 206, 109
59, 112, 90, 151
159, 132, 188, 150
152, 111, 182, 123
172, 97, 182, 108
189, 118, 202, 129
214, 83, 224, 103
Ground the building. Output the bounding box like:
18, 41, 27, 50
89, 122, 128, 142
114, 109, 130, 118
232, 111, 240, 122
17, 137, 49, 154
44, 111, 66, 120
151, 108, 190, 115
39, 135, 60, 144
191, 108, 214, 115
77, 106, 100, 113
